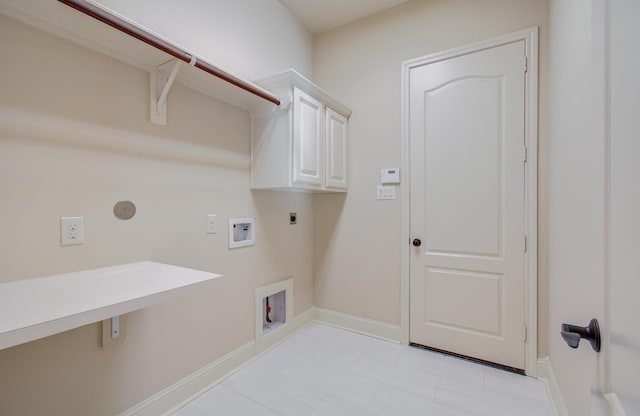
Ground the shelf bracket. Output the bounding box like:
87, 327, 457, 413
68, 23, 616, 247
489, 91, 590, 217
111, 316, 120, 339
150, 56, 196, 125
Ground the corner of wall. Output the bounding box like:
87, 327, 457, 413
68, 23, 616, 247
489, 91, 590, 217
314, 308, 402, 343
536, 357, 570, 416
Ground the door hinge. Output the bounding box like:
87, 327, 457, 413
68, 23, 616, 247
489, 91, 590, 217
524, 323, 528, 343
523, 146, 528, 163
523, 56, 528, 73
524, 235, 528, 253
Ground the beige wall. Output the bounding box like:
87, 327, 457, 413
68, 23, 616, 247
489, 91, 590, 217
7, 0, 616, 414
313, 0, 549, 353
94, 0, 314, 80
0, 10, 314, 416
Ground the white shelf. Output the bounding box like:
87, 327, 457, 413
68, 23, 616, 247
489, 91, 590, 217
0, 261, 222, 350
0, 0, 280, 113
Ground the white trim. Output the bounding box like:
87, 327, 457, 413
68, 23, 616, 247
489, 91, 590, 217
400, 27, 539, 375
119, 340, 256, 416
600, 0, 613, 399
523, 27, 540, 377
118, 307, 315, 416
400, 50, 411, 345
605, 393, 627, 416
314, 308, 402, 343
536, 358, 570, 416
291, 306, 317, 331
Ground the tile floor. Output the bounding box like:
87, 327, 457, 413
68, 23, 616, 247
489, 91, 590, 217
173, 323, 553, 416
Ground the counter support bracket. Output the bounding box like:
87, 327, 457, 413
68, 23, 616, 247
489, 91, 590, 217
111, 316, 120, 339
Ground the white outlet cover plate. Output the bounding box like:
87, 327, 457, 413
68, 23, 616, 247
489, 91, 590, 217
60, 217, 84, 246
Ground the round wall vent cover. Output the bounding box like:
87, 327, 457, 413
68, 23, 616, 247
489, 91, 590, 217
113, 200, 136, 220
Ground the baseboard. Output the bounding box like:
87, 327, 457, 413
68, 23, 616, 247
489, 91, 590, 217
314, 307, 402, 343
255, 305, 316, 354
119, 307, 316, 416
605, 393, 627, 416
292, 306, 317, 332
536, 357, 570, 416
119, 340, 256, 416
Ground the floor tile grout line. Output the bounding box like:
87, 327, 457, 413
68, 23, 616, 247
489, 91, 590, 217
433, 374, 444, 402
227, 374, 318, 416
171, 324, 552, 416
363, 380, 385, 412
434, 377, 558, 416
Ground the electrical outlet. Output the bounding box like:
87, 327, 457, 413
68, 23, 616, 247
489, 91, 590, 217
60, 217, 84, 246
206, 214, 217, 234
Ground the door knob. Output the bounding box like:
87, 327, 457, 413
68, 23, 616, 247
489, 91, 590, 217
561, 319, 601, 352
412, 238, 422, 247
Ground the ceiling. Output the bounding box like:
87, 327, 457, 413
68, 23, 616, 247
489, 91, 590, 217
278, 0, 410, 34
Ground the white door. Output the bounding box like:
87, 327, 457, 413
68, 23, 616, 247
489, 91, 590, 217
409, 40, 527, 369
293, 87, 324, 187
325, 107, 348, 190
548, 2, 638, 414
602, 0, 638, 412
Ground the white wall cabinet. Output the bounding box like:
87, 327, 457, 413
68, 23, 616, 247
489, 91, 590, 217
325, 107, 348, 190
292, 88, 324, 187
251, 70, 351, 192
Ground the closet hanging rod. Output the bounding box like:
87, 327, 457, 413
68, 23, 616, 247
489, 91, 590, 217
57, 0, 282, 107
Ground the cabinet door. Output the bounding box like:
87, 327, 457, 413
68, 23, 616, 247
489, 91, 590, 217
292, 88, 324, 186
325, 108, 348, 190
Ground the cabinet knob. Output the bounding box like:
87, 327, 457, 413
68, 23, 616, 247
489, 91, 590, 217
412, 239, 422, 247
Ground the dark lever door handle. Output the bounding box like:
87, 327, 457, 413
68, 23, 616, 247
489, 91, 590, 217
560, 319, 601, 352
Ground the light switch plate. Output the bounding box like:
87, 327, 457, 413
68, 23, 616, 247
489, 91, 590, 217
377, 186, 396, 200
206, 214, 217, 234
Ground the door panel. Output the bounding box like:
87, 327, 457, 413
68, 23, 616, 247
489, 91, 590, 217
293, 88, 323, 186
410, 40, 526, 369
325, 107, 348, 189
424, 268, 502, 336
425, 77, 502, 256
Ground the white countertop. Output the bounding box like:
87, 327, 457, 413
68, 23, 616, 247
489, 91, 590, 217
0, 261, 222, 350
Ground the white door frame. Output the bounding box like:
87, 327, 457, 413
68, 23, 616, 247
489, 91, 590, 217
400, 27, 539, 376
